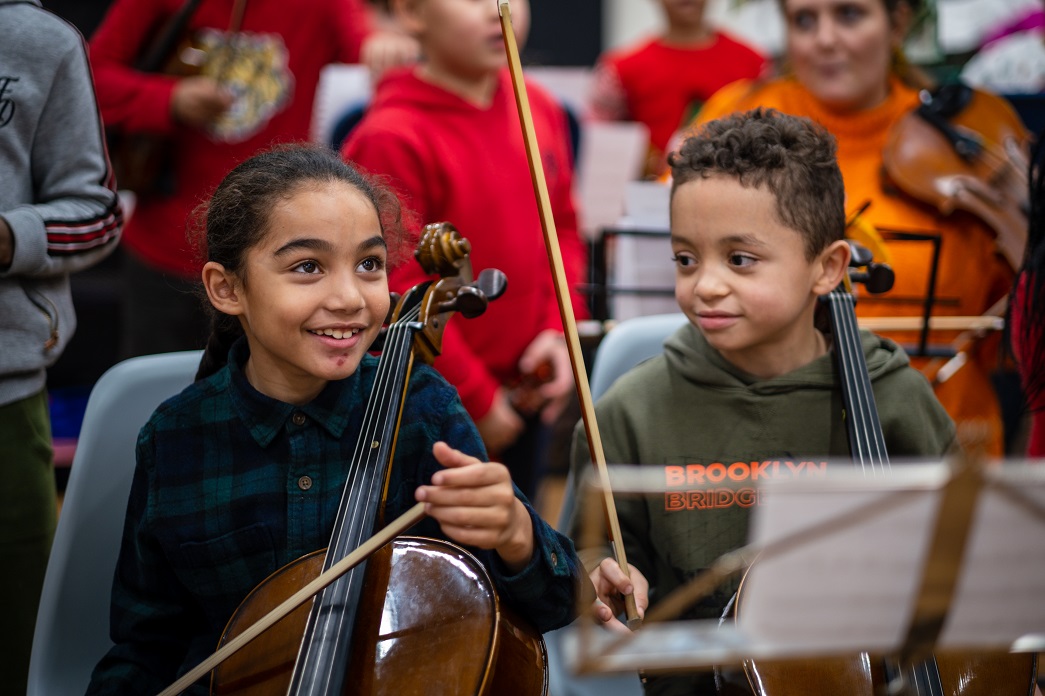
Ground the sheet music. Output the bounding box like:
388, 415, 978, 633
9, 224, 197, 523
740, 463, 1045, 651
565, 462, 1045, 674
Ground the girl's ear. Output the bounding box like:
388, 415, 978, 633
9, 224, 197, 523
812, 239, 851, 296
202, 261, 244, 316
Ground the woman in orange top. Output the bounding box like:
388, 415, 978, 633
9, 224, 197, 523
694, 0, 1027, 455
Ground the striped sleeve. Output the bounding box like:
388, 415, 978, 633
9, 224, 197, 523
3, 22, 122, 276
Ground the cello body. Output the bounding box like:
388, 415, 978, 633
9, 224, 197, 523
212, 537, 547, 695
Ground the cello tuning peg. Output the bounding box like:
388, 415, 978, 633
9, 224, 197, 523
475, 268, 507, 302
846, 240, 873, 268
850, 262, 895, 295
438, 286, 488, 319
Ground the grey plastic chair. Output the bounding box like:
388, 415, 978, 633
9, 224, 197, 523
546, 313, 687, 696
28, 351, 202, 696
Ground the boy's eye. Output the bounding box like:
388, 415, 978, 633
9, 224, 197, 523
728, 252, 757, 268
294, 260, 320, 274
671, 253, 696, 268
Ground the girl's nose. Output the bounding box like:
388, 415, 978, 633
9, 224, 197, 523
328, 272, 366, 311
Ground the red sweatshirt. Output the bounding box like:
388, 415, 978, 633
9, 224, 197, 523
589, 33, 767, 170
90, 0, 370, 277
343, 68, 587, 421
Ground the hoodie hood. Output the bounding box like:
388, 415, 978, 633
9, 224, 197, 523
662, 320, 912, 395
368, 67, 510, 116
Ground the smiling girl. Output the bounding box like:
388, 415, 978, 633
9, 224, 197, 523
86, 144, 581, 694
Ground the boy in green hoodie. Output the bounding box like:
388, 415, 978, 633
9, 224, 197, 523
567, 108, 955, 696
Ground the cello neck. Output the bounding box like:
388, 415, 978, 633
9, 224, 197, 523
287, 296, 425, 696
822, 288, 890, 472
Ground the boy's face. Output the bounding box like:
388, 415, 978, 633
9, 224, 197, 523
670, 175, 840, 378
402, 0, 530, 81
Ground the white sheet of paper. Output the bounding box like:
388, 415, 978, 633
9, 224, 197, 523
740, 463, 1045, 652
575, 122, 650, 239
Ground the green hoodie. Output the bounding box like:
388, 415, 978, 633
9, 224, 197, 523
568, 321, 954, 694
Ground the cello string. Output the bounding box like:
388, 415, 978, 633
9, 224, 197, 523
845, 292, 890, 471
293, 304, 422, 688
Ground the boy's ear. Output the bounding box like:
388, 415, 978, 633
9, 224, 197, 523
202, 261, 244, 316
812, 239, 851, 296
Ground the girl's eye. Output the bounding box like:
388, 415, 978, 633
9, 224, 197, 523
728, 252, 757, 268
671, 253, 696, 268
294, 260, 320, 274
358, 256, 385, 273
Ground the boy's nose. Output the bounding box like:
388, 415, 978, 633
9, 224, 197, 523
693, 268, 728, 300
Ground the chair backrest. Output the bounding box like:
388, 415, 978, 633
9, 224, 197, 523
559, 313, 688, 530
28, 351, 202, 696
589, 313, 689, 402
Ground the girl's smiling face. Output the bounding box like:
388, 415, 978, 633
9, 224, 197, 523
207, 180, 390, 404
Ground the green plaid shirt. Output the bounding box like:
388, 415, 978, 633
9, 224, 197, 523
87, 339, 580, 694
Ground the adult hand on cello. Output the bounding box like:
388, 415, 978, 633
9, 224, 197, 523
416, 441, 536, 573
589, 558, 648, 634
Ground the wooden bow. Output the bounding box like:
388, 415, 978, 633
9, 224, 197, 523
497, 0, 640, 627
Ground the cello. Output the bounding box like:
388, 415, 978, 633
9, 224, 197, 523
734, 243, 1037, 696
158, 223, 548, 695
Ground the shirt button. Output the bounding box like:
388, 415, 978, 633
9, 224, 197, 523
292, 412, 306, 426
297, 475, 313, 491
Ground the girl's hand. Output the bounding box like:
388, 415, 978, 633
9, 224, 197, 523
416, 442, 534, 572
589, 558, 648, 634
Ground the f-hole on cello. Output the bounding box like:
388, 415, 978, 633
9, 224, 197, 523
735, 242, 1037, 696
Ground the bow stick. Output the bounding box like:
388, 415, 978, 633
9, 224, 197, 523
497, 0, 640, 628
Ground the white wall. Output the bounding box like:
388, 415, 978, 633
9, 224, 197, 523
602, 0, 785, 57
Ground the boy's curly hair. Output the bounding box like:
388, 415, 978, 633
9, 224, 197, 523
668, 108, 845, 260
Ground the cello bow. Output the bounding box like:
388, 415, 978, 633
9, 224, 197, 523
497, 0, 640, 628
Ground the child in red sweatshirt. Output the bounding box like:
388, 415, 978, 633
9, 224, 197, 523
342, 0, 586, 500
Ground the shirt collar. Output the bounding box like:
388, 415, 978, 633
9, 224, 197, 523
226, 338, 367, 448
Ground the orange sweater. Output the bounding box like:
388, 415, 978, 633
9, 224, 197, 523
696, 77, 1021, 454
